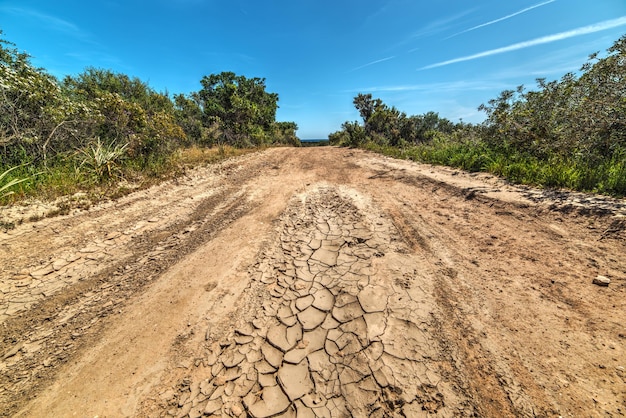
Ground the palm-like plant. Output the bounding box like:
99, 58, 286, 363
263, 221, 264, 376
0, 165, 28, 198
78, 137, 128, 180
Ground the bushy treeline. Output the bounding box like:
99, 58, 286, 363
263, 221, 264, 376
330, 35, 626, 196
0, 32, 298, 199
329, 93, 457, 148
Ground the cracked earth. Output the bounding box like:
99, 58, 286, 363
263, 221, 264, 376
1, 147, 625, 417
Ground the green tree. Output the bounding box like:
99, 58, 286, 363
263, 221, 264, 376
63, 68, 184, 160
0, 32, 96, 165
479, 35, 626, 163
271, 121, 300, 146
195, 72, 279, 146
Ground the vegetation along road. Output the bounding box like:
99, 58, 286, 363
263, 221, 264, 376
0, 147, 624, 417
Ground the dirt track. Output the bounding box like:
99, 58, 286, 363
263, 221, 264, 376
1, 147, 625, 417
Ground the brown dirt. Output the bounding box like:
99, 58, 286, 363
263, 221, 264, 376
1, 147, 624, 417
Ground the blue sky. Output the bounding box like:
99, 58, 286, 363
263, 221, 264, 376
1, 0, 625, 139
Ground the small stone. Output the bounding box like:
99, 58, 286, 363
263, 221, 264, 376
593, 275, 610, 286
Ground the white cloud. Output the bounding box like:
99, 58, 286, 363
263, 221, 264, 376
343, 80, 508, 94
1, 6, 81, 34
348, 56, 395, 72
446, 0, 557, 39
420, 16, 626, 70
410, 8, 476, 39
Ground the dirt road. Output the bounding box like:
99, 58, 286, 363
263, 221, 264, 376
1, 147, 625, 417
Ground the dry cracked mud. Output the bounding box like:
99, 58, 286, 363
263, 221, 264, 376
1, 147, 625, 417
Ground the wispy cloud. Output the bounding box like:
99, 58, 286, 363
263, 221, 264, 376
410, 8, 476, 40
343, 80, 508, 94
1, 6, 82, 35
420, 16, 626, 70
446, 0, 557, 39
348, 56, 395, 72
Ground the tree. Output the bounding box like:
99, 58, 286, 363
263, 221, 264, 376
353, 93, 383, 130
478, 35, 626, 162
195, 72, 279, 146
271, 121, 300, 146
62, 68, 184, 160
62, 67, 174, 115
0, 31, 96, 165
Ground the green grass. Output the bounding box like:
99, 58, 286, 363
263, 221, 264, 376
0, 145, 256, 206
363, 140, 626, 197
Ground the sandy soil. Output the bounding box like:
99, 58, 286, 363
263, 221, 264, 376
0, 147, 624, 417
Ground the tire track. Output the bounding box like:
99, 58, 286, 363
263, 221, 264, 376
152, 186, 476, 417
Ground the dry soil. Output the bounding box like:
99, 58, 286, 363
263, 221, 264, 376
1, 147, 625, 417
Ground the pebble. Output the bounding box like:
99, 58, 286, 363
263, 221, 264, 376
593, 275, 611, 286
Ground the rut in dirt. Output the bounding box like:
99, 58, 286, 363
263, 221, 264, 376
145, 186, 476, 417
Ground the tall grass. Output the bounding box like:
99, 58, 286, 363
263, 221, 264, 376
364, 140, 626, 197
0, 145, 255, 206
0, 165, 30, 198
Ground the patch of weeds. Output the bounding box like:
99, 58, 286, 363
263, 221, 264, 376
45, 208, 61, 218
57, 201, 71, 216
0, 220, 16, 231
27, 213, 43, 223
